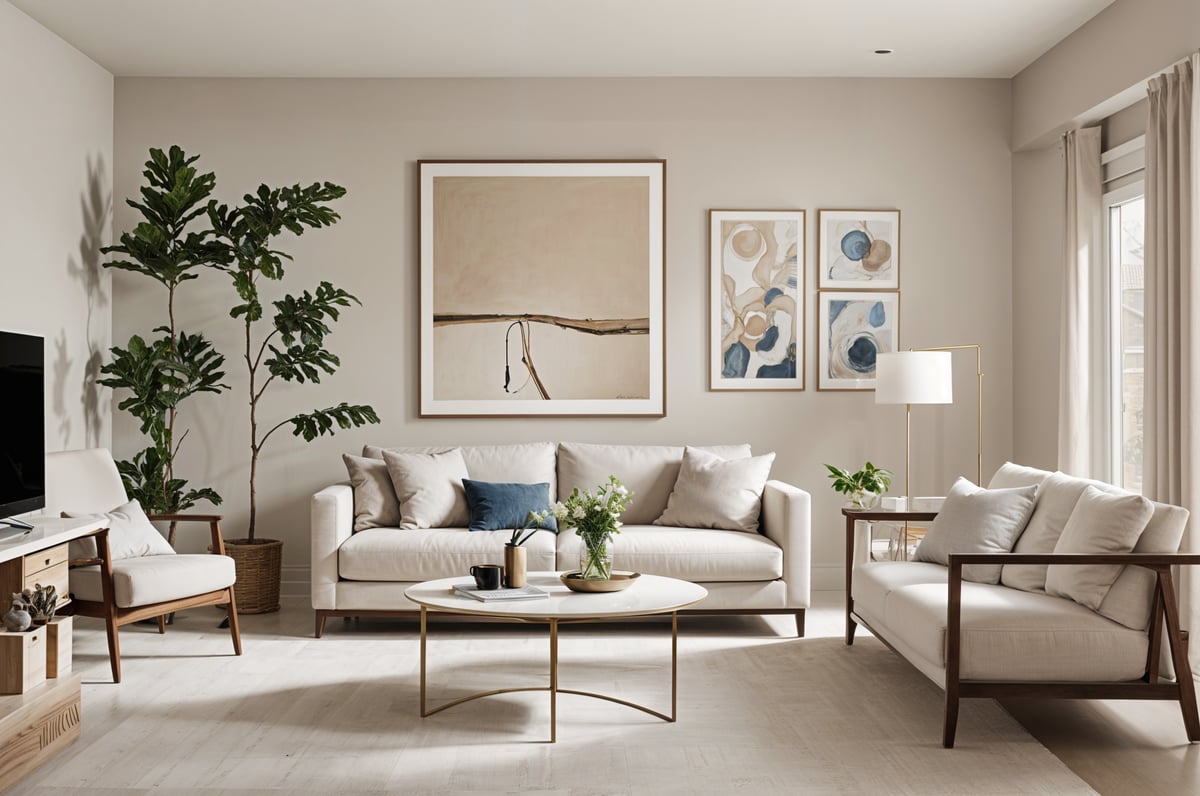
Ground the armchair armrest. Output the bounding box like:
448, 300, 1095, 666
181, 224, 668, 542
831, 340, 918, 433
311, 484, 354, 610
146, 512, 225, 554
761, 479, 811, 608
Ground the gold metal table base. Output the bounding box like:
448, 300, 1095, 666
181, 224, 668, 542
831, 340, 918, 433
419, 607, 679, 743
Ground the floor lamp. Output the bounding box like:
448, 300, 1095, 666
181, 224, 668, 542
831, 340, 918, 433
874, 351, 954, 501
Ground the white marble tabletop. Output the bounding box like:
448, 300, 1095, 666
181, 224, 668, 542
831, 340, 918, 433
405, 571, 708, 620
0, 516, 106, 563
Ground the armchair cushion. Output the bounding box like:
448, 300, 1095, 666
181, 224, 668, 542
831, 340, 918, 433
70, 553, 236, 608
63, 499, 175, 561
1046, 485, 1154, 610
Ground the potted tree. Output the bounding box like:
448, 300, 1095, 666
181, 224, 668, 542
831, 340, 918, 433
99, 146, 228, 531
208, 181, 380, 613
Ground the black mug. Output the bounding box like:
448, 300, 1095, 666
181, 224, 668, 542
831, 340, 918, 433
470, 564, 503, 590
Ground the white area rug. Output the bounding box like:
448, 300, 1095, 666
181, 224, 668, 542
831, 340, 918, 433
13, 606, 1095, 794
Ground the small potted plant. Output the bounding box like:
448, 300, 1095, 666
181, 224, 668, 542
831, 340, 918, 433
825, 462, 893, 510
19, 584, 58, 626
503, 512, 552, 589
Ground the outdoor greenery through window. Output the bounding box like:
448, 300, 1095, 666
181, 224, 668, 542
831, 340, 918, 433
1108, 192, 1144, 492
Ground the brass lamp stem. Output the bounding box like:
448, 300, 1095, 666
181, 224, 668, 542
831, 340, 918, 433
913, 344, 983, 485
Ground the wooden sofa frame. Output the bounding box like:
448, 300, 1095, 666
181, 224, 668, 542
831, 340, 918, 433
68, 515, 242, 683
850, 552, 1200, 748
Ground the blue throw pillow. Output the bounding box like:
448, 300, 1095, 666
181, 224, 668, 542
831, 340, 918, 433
461, 479, 558, 533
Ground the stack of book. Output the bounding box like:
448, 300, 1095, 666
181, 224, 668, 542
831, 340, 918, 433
452, 583, 548, 602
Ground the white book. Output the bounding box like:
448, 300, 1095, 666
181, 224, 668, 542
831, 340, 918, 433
452, 583, 549, 602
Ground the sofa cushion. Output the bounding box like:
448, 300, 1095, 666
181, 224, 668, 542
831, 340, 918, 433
343, 454, 402, 531
654, 447, 775, 533
1045, 485, 1154, 610
557, 442, 751, 525
63, 499, 175, 561
461, 479, 557, 532
556, 525, 782, 582
1098, 500, 1189, 629
851, 560, 949, 624
70, 554, 236, 608
382, 449, 470, 529
1000, 471, 1094, 592
913, 478, 1038, 584
987, 461, 1053, 489
365, 443, 558, 499
881, 576, 1150, 681
338, 526, 557, 581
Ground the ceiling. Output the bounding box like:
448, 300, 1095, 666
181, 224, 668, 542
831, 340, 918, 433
9, 0, 1116, 79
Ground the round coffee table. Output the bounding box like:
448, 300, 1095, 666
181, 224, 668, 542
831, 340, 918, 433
405, 571, 707, 742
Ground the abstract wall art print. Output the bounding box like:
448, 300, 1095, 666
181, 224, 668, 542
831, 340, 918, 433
418, 160, 665, 416
817, 291, 899, 390
709, 210, 804, 390
818, 209, 900, 290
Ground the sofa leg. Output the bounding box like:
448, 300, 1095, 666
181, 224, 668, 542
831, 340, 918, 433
794, 610, 806, 638
943, 689, 959, 748
315, 611, 328, 639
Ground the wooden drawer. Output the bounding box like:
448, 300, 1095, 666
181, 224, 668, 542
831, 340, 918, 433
22, 561, 68, 602
24, 545, 68, 577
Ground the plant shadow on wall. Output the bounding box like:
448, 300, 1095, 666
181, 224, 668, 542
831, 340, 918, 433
52, 155, 112, 448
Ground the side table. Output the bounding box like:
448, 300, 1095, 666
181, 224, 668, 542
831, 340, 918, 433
841, 508, 938, 645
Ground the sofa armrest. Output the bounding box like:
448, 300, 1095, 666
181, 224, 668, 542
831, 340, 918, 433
761, 479, 811, 608
311, 483, 354, 610
948, 553, 1200, 567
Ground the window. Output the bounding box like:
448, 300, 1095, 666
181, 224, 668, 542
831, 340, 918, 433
1104, 185, 1144, 492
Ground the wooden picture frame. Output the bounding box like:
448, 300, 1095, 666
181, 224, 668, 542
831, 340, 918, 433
817, 209, 900, 290
709, 210, 805, 391
817, 291, 900, 390
418, 160, 666, 417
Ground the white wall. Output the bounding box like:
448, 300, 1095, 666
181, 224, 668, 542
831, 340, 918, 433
0, 2, 113, 454
112, 77, 1013, 589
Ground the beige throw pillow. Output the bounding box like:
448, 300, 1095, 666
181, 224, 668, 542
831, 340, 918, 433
913, 477, 1038, 584
999, 471, 1091, 592
343, 454, 401, 531
382, 448, 470, 529
653, 447, 775, 532
1045, 485, 1153, 610
63, 499, 176, 561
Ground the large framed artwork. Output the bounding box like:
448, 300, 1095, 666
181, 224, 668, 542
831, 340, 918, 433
418, 160, 665, 416
817, 291, 899, 390
709, 210, 804, 390
817, 209, 900, 290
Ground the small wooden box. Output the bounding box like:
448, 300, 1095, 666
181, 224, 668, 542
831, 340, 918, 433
45, 617, 72, 678
0, 626, 47, 695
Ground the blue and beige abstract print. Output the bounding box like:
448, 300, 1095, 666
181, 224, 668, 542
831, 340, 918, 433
710, 210, 805, 390
818, 291, 898, 389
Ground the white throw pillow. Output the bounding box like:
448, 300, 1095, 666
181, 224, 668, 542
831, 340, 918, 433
343, 454, 401, 531
382, 448, 470, 529
653, 447, 775, 532
999, 471, 1092, 592
63, 499, 176, 561
913, 477, 1038, 584
1045, 485, 1153, 610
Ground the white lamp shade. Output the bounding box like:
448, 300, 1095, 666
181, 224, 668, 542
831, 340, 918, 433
874, 351, 953, 405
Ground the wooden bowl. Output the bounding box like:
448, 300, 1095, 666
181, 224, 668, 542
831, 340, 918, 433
560, 571, 640, 593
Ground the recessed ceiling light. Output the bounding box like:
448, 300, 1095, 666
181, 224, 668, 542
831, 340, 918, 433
874, 49, 894, 55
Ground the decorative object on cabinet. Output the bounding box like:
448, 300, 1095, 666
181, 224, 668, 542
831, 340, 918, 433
418, 160, 666, 417
817, 291, 899, 390
818, 209, 900, 290
709, 210, 804, 390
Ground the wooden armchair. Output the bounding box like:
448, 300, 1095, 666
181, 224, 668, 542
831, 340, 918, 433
945, 552, 1200, 748
46, 449, 242, 683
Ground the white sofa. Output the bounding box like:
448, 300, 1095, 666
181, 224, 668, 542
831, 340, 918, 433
849, 462, 1200, 747
311, 442, 811, 637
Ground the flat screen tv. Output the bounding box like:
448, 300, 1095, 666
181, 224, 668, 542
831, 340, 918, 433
0, 330, 45, 525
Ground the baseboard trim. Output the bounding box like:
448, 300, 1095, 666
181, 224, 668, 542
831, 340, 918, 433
282, 565, 310, 598
811, 564, 841, 591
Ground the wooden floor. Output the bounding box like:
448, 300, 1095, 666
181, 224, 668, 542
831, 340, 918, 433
5, 590, 1197, 794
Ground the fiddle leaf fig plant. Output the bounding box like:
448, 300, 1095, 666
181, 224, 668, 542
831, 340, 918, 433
209, 181, 380, 541
99, 145, 230, 514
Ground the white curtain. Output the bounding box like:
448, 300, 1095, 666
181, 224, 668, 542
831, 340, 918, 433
1144, 53, 1200, 672
1058, 127, 1104, 477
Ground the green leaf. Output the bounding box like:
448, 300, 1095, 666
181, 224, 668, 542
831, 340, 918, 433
287, 403, 380, 442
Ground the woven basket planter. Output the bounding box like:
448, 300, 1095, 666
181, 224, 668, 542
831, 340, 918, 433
223, 538, 283, 614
